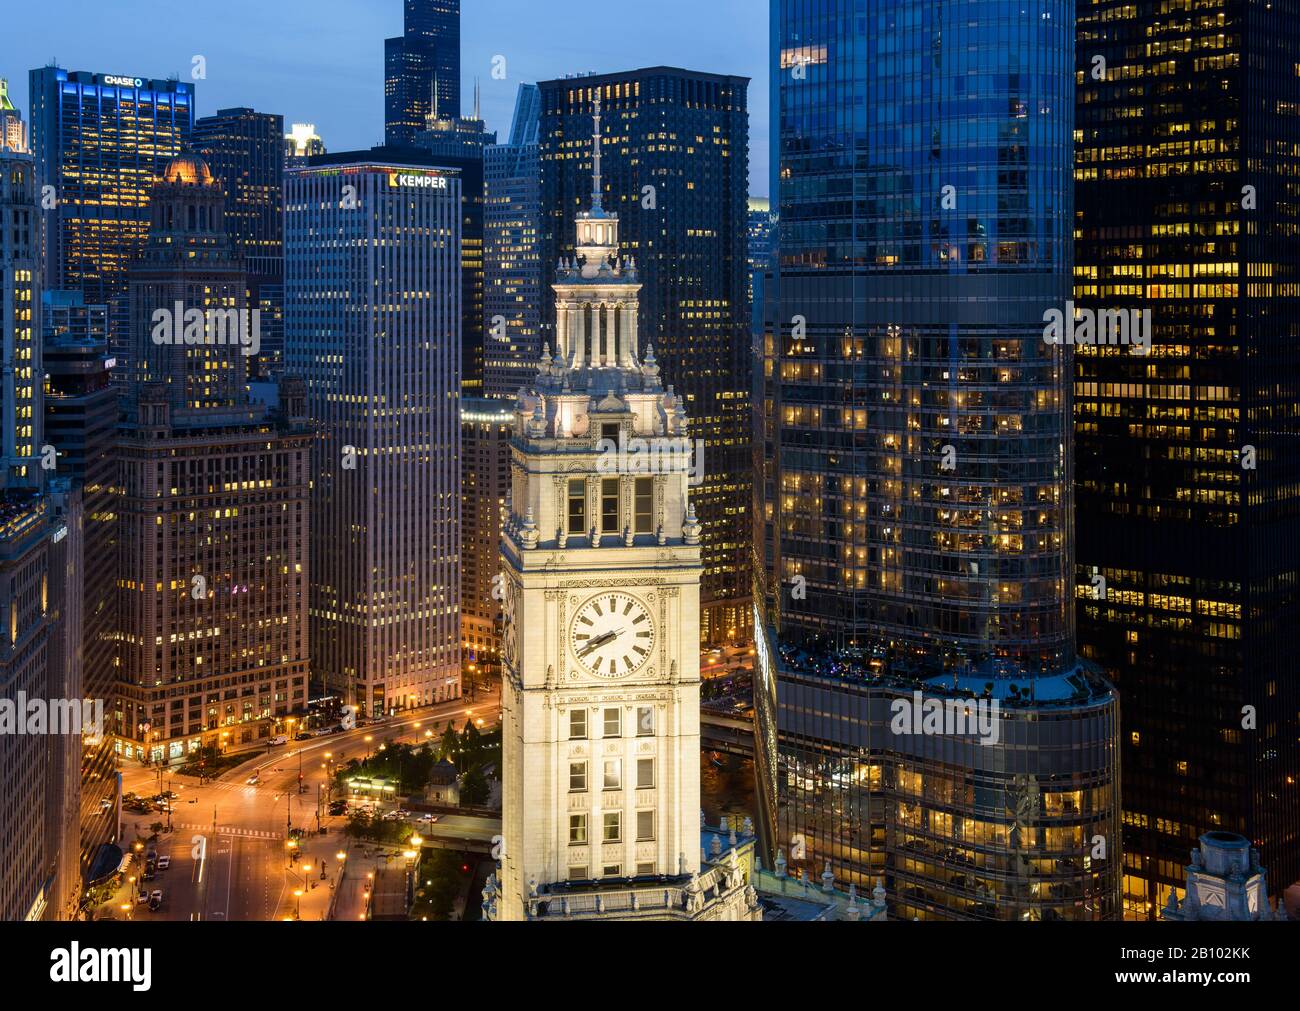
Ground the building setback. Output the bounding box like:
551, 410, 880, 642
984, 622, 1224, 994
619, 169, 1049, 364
286, 155, 461, 717
115, 154, 310, 761
755, 0, 1121, 920
1074, 0, 1300, 915
539, 68, 752, 644
385, 0, 461, 146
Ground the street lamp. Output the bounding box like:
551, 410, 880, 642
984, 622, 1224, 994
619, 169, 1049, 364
293, 888, 303, 920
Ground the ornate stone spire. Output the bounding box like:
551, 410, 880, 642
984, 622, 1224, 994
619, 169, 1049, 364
591, 92, 604, 211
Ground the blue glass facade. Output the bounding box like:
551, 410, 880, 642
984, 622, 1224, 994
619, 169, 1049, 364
763, 0, 1076, 671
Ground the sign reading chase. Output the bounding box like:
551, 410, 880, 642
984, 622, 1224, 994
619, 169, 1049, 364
388, 171, 449, 190
102, 75, 145, 88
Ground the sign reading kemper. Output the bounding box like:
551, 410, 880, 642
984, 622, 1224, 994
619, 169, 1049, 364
387, 171, 449, 190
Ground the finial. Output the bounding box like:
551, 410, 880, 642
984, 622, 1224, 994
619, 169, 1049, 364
591, 92, 603, 210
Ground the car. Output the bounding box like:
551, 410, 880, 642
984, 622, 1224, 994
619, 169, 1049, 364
417, 813, 439, 824
148, 897, 161, 913
142, 868, 156, 882
381, 811, 401, 821
268, 735, 288, 746
245, 774, 261, 786
156, 856, 170, 871
145, 849, 157, 862
294, 732, 312, 741
136, 890, 149, 905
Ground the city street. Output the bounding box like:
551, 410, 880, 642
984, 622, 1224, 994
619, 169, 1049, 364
114, 687, 500, 921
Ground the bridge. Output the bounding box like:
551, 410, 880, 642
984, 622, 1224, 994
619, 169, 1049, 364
700, 711, 755, 759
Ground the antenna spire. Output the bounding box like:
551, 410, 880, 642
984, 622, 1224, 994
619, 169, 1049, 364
591, 92, 603, 210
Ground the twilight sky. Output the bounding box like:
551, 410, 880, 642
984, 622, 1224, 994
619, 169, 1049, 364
4, 0, 770, 195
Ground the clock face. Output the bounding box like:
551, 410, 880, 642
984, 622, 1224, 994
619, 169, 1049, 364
570, 592, 655, 678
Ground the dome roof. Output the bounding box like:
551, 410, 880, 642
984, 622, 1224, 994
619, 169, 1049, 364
162, 152, 214, 186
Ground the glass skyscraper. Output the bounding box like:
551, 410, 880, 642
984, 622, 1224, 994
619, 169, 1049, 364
539, 68, 753, 645
27, 67, 194, 307
484, 84, 542, 400
757, 0, 1121, 920
385, 0, 461, 146
1075, 0, 1300, 916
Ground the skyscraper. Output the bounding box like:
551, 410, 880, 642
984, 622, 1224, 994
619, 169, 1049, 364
28, 67, 194, 307
407, 108, 494, 396
195, 107, 286, 376
385, 0, 461, 146
0, 130, 81, 920
493, 111, 758, 920
115, 154, 311, 761
459, 397, 512, 680
42, 289, 119, 882
746, 197, 772, 341
1074, 2, 1300, 916
756, 0, 1121, 920
285, 154, 462, 717
0, 78, 24, 152
484, 84, 542, 400
539, 68, 752, 644
284, 123, 325, 170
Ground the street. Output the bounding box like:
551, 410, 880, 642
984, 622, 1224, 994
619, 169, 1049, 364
112, 688, 500, 921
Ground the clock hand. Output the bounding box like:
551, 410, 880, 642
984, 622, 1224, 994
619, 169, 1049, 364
579, 630, 619, 657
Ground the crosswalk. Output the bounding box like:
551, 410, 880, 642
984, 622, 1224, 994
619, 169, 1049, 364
173, 822, 283, 840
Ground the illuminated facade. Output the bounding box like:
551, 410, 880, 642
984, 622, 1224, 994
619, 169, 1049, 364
493, 112, 758, 920
483, 84, 542, 401
385, 0, 461, 146
285, 156, 462, 717
0, 78, 24, 153
460, 398, 512, 679
42, 290, 119, 880
1074, 0, 1300, 917
1, 142, 80, 920
195, 107, 285, 376
284, 123, 325, 170
27, 67, 193, 307
539, 68, 753, 645
116, 154, 310, 761
755, 0, 1122, 920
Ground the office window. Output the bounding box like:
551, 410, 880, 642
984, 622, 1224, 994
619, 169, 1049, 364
569, 761, 587, 793
602, 811, 621, 842
603, 759, 621, 791
568, 479, 586, 535
569, 708, 587, 740
636, 706, 654, 736
568, 865, 587, 881
569, 813, 587, 845
636, 757, 655, 790
634, 477, 654, 533
602, 864, 621, 877
601, 477, 620, 532
636, 862, 655, 876
636, 810, 655, 842
603, 707, 621, 738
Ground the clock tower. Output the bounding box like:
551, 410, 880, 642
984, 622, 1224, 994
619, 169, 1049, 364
491, 98, 758, 921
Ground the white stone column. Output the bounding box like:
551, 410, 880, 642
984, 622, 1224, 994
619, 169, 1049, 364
570, 304, 585, 368
617, 303, 635, 367
590, 302, 602, 366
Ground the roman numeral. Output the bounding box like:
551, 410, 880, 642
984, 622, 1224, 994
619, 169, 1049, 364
636, 631, 650, 638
